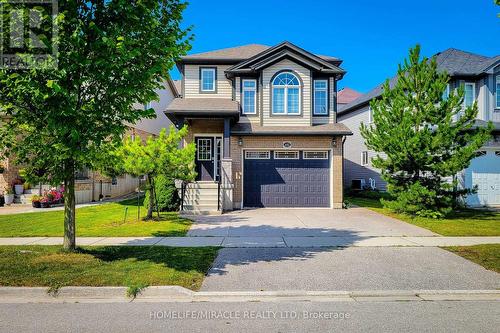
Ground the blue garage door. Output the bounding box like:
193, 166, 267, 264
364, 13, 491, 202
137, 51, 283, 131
243, 150, 330, 207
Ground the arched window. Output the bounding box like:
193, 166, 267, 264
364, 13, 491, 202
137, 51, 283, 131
272, 72, 300, 115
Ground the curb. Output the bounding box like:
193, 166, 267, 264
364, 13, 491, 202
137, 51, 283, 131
0, 287, 499, 303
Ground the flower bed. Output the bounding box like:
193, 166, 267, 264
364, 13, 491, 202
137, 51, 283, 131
32, 187, 64, 208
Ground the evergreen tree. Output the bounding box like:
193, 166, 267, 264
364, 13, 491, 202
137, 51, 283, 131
360, 45, 492, 217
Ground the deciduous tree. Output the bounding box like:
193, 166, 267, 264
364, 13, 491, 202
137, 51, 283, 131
117, 126, 196, 220
0, 0, 191, 249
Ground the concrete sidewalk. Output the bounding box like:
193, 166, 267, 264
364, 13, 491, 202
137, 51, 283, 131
0, 236, 499, 247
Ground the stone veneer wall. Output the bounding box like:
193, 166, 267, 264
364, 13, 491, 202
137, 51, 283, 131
0, 158, 21, 194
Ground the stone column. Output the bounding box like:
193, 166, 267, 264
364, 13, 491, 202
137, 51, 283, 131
220, 158, 233, 211
332, 136, 344, 209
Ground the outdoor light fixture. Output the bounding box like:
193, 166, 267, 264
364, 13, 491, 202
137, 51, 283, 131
238, 137, 243, 146
332, 138, 337, 147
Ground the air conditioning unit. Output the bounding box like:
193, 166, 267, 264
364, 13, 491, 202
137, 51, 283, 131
351, 179, 366, 190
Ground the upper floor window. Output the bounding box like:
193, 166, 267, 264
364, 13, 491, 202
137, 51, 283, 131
242, 79, 256, 115
464, 82, 475, 108
361, 151, 369, 166
200, 67, 216, 92
368, 106, 373, 123
496, 75, 500, 109
272, 72, 300, 115
313, 80, 328, 115
442, 84, 450, 101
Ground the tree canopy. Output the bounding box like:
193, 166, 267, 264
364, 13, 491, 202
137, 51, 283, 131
117, 126, 196, 219
0, 0, 191, 249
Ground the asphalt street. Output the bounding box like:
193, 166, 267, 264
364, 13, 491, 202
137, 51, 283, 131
1, 301, 499, 333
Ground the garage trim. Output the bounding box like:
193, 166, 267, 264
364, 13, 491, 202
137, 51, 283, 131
241, 148, 334, 209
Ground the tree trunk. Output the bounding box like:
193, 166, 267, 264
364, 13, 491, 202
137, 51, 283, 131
63, 168, 76, 251
146, 176, 154, 220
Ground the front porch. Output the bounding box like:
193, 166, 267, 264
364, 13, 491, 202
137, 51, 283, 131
166, 99, 239, 214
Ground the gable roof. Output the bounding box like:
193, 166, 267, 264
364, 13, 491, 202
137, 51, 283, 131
179, 42, 342, 66
172, 80, 181, 96
224, 41, 345, 78
181, 44, 270, 62
338, 48, 500, 115
337, 87, 362, 104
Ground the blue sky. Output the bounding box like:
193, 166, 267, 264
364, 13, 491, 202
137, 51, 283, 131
171, 0, 500, 93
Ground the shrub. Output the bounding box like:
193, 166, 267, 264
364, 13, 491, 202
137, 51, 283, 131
143, 175, 180, 212
381, 182, 451, 218
346, 188, 393, 201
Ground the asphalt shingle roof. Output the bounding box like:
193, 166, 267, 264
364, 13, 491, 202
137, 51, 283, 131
166, 98, 239, 114
338, 48, 500, 115
181, 44, 340, 63
337, 87, 362, 105
231, 122, 352, 136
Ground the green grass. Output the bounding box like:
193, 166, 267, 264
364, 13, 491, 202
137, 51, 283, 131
0, 198, 191, 237
0, 245, 219, 291
444, 244, 500, 273
347, 196, 500, 236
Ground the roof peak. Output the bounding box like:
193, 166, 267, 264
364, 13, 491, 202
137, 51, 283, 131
180, 42, 341, 64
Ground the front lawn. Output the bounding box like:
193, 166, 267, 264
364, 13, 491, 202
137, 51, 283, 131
0, 198, 191, 237
0, 245, 218, 291
444, 244, 500, 273
348, 196, 500, 236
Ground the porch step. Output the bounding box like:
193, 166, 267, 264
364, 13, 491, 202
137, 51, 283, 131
181, 209, 222, 216
182, 198, 219, 206
185, 182, 219, 189
179, 181, 221, 214
184, 204, 217, 212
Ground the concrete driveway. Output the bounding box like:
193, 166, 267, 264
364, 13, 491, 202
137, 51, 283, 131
187, 207, 436, 238
201, 247, 500, 291
189, 208, 499, 292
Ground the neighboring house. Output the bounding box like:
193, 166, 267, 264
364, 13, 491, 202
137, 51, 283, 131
337, 87, 362, 107
166, 41, 352, 213
0, 77, 179, 205
338, 48, 500, 207
130, 79, 179, 135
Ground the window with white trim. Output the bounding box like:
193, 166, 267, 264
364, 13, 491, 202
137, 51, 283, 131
442, 84, 450, 101
274, 151, 299, 159
304, 151, 328, 159
245, 151, 270, 159
313, 80, 328, 115
361, 151, 369, 165
197, 139, 212, 161
242, 79, 257, 114
496, 75, 500, 109
464, 82, 475, 108
368, 106, 373, 123
272, 72, 300, 115
200, 68, 216, 92
495, 151, 500, 157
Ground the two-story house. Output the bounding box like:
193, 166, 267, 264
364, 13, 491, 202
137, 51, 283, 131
165, 42, 352, 213
338, 48, 500, 207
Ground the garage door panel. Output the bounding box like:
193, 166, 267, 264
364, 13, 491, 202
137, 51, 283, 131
243, 150, 330, 208
466, 151, 500, 206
